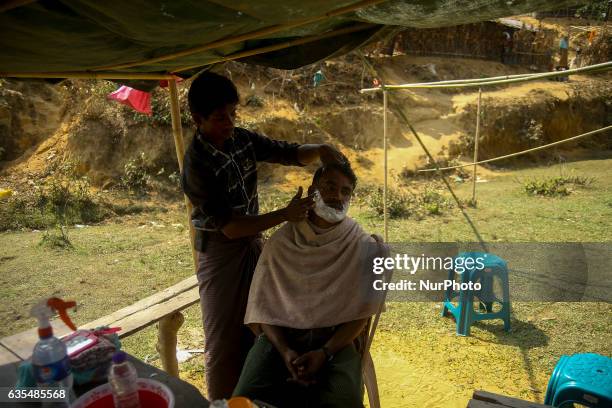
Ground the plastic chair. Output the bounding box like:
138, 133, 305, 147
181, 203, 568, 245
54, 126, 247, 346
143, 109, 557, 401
545, 353, 612, 407
441, 252, 511, 336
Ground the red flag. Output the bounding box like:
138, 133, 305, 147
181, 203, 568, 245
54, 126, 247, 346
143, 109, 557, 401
107, 85, 152, 115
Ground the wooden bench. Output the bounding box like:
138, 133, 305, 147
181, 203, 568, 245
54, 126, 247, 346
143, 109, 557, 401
468, 390, 552, 407
0, 275, 200, 377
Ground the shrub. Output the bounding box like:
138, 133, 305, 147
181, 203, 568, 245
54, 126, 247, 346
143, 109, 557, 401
0, 160, 108, 232
39, 228, 73, 250
121, 153, 151, 195
522, 175, 594, 197
420, 187, 452, 215
354, 184, 454, 219
245, 94, 265, 107
354, 185, 415, 218
168, 171, 181, 188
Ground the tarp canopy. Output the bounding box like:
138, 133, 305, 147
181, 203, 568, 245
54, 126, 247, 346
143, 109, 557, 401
0, 0, 585, 78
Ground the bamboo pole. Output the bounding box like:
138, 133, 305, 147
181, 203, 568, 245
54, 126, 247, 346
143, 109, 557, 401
168, 79, 196, 267
383, 90, 388, 242
360, 61, 612, 92
0, 71, 175, 80
366, 72, 536, 88
471, 88, 482, 205
174, 23, 376, 73
91, 0, 387, 72
418, 125, 612, 172
163, 79, 196, 376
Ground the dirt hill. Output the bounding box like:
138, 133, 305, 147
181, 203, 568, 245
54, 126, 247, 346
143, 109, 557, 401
1, 22, 610, 193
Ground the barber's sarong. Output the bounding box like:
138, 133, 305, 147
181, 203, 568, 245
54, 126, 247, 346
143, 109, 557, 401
196, 233, 262, 400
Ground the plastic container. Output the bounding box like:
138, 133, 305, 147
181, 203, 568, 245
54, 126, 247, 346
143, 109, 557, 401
108, 351, 141, 408
70, 378, 174, 408
32, 334, 74, 406
228, 397, 257, 407
31, 298, 78, 406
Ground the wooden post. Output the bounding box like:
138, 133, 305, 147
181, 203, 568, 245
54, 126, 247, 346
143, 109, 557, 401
156, 312, 185, 378
383, 90, 388, 242
161, 78, 196, 377
168, 79, 197, 266
471, 87, 482, 205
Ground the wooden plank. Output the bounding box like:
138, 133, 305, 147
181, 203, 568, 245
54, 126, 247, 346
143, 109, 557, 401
0, 276, 199, 359
468, 400, 505, 408
0, 318, 72, 360
0, 343, 21, 390
0, 343, 21, 365
472, 390, 551, 407
106, 287, 200, 338
82, 275, 197, 329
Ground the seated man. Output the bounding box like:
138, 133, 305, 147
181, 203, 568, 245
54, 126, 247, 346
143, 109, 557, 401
233, 161, 388, 408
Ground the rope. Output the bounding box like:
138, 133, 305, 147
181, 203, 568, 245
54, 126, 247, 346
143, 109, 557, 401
359, 53, 489, 252
418, 125, 612, 172
360, 61, 612, 92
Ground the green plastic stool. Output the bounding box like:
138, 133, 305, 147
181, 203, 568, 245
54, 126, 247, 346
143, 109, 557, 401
441, 252, 511, 336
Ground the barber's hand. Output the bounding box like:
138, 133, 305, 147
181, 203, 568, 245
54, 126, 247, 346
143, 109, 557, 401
318, 144, 346, 165
292, 350, 327, 384
282, 187, 314, 222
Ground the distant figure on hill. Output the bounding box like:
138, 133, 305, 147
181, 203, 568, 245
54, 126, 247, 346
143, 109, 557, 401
570, 47, 582, 69
502, 31, 514, 64
558, 35, 569, 69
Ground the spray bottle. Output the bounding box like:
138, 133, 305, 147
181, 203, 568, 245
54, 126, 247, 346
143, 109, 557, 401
30, 297, 77, 405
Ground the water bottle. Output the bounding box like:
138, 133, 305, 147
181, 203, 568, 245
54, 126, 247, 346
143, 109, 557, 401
31, 335, 74, 407
30, 299, 76, 407
108, 351, 141, 408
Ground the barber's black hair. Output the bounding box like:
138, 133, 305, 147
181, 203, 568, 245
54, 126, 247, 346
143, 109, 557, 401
312, 160, 357, 190
188, 72, 239, 118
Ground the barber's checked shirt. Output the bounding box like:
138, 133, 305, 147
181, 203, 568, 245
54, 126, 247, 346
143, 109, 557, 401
182, 127, 302, 251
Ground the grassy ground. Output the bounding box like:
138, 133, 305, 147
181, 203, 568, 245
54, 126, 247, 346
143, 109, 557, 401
1, 156, 610, 406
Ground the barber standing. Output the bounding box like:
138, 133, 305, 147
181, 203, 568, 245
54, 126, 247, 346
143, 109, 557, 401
181, 72, 344, 400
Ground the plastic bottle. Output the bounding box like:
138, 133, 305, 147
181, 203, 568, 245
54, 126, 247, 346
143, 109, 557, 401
108, 351, 141, 408
30, 298, 77, 407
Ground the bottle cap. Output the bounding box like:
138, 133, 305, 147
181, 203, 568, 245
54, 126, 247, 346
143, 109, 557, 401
112, 351, 127, 364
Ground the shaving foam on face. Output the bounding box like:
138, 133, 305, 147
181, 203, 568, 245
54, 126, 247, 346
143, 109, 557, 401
313, 190, 349, 223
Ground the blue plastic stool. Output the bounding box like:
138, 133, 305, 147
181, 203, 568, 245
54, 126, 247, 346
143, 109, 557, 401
441, 252, 511, 336
545, 353, 612, 407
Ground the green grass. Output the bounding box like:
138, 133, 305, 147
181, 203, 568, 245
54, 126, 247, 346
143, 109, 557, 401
0, 209, 192, 337
354, 159, 611, 242
0, 157, 610, 404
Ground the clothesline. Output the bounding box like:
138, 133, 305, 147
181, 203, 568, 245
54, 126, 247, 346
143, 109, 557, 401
360, 61, 611, 91
418, 125, 612, 172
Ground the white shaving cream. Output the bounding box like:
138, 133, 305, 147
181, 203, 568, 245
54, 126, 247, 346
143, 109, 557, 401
313, 190, 349, 223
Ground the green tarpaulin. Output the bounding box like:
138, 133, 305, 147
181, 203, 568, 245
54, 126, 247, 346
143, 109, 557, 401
0, 0, 585, 77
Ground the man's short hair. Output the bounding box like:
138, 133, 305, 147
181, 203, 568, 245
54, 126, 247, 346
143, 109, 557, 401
312, 161, 357, 190
188, 72, 239, 118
